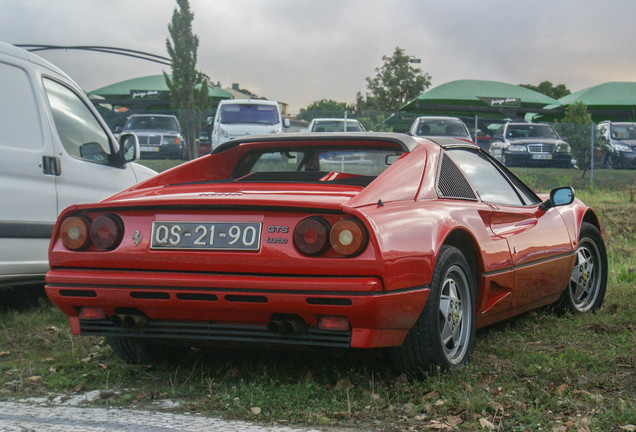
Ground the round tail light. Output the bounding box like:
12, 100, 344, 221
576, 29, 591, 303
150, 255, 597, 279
90, 214, 123, 250
60, 215, 92, 250
330, 219, 368, 256
294, 217, 331, 256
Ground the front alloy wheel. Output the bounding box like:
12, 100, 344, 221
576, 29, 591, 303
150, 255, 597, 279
558, 222, 607, 313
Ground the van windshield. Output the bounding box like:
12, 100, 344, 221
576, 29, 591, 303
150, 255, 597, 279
220, 104, 279, 125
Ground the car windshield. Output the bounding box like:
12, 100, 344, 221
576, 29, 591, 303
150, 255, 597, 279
125, 116, 179, 131
311, 120, 365, 132
220, 104, 279, 125
610, 123, 636, 140
232, 147, 404, 185
416, 119, 468, 137
505, 124, 558, 139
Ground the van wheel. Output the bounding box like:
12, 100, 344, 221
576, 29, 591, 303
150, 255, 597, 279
391, 246, 477, 375
107, 336, 182, 365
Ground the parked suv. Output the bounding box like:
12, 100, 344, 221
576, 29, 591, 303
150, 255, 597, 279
211, 99, 289, 149
596, 121, 636, 169
0, 41, 156, 289
121, 114, 186, 159
488, 122, 572, 167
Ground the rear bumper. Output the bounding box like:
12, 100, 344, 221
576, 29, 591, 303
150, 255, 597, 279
45, 268, 430, 348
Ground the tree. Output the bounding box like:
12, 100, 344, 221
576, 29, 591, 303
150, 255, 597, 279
553, 101, 593, 174
358, 47, 432, 111
296, 99, 355, 122
520, 81, 570, 99
164, 0, 210, 158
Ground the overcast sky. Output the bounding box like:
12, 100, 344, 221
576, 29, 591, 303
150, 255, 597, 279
2, 0, 635, 113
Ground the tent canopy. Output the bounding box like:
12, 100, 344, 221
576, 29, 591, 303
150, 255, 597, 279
400, 79, 561, 118
88, 74, 233, 99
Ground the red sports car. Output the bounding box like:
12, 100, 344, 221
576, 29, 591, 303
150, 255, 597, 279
45, 133, 607, 373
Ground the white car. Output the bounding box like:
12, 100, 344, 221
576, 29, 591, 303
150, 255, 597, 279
307, 118, 366, 132
211, 99, 290, 149
409, 116, 473, 141
0, 41, 156, 289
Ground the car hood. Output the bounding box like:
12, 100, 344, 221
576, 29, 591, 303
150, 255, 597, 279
98, 182, 361, 211
130, 163, 158, 183
507, 138, 563, 144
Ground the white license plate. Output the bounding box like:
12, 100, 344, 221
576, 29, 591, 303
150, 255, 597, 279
141, 146, 160, 152
151, 221, 262, 250
531, 153, 552, 160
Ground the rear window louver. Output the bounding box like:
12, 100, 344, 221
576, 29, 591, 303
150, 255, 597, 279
437, 153, 477, 200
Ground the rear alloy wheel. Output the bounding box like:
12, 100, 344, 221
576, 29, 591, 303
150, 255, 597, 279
391, 246, 476, 374
558, 222, 607, 313
107, 336, 182, 365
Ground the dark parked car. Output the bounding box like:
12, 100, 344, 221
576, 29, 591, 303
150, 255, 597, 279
122, 114, 186, 160
488, 122, 572, 167
596, 121, 636, 169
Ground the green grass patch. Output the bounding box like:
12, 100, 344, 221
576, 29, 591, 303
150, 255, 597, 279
1, 176, 635, 431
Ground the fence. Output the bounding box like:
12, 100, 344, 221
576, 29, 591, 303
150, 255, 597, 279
103, 107, 636, 191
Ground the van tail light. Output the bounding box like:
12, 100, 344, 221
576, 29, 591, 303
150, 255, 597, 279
60, 215, 92, 250
90, 214, 124, 250
294, 217, 331, 256
330, 219, 368, 256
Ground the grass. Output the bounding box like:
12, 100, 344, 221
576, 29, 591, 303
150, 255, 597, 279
1, 167, 635, 431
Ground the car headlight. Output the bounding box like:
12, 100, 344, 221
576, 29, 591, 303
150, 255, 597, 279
270, 127, 282, 134
163, 136, 179, 145
219, 127, 229, 138
556, 142, 571, 153
507, 144, 527, 152
613, 143, 631, 152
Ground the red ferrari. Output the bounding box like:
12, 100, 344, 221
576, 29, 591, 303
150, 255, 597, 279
45, 133, 607, 373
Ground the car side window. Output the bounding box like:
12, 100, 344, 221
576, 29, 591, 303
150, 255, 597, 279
446, 148, 526, 206
43, 78, 112, 165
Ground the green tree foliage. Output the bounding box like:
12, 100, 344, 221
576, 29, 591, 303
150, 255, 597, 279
358, 47, 432, 111
553, 101, 593, 172
296, 99, 355, 122
520, 81, 571, 99
164, 0, 210, 158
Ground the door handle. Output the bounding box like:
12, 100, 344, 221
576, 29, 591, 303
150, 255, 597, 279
42, 156, 61, 176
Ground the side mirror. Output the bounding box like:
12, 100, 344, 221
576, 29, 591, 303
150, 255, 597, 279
283, 118, 291, 128
539, 186, 574, 211
119, 132, 140, 164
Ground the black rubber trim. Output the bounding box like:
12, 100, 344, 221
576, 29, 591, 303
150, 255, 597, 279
0, 222, 54, 239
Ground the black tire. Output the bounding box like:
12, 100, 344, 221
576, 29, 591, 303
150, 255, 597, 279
557, 222, 607, 313
107, 336, 182, 365
391, 246, 477, 374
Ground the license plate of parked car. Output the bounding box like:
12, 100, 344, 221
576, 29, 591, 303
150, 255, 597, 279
151, 221, 262, 250
141, 146, 160, 152
531, 153, 552, 160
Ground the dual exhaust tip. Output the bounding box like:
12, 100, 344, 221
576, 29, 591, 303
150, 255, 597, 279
268, 319, 308, 336
111, 314, 147, 330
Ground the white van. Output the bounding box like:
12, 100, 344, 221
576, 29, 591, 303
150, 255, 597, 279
0, 41, 156, 288
211, 99, 289, 149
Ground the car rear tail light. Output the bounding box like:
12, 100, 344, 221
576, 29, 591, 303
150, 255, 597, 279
330, 219, 368, 256
294, 217, 331, 256
90, 214, 124, 250
318, 316, 350, 332
60, 215, 92, 250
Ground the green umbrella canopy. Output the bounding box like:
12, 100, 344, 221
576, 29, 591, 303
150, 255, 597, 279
401, 79, 560, 113
88, 74, 232, 99
557, 82, 636, 108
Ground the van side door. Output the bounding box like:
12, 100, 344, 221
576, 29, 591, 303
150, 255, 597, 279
0, 59, 58, 281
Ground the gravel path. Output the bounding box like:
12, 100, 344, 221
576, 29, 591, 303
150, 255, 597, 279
0, 400, 324, 432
